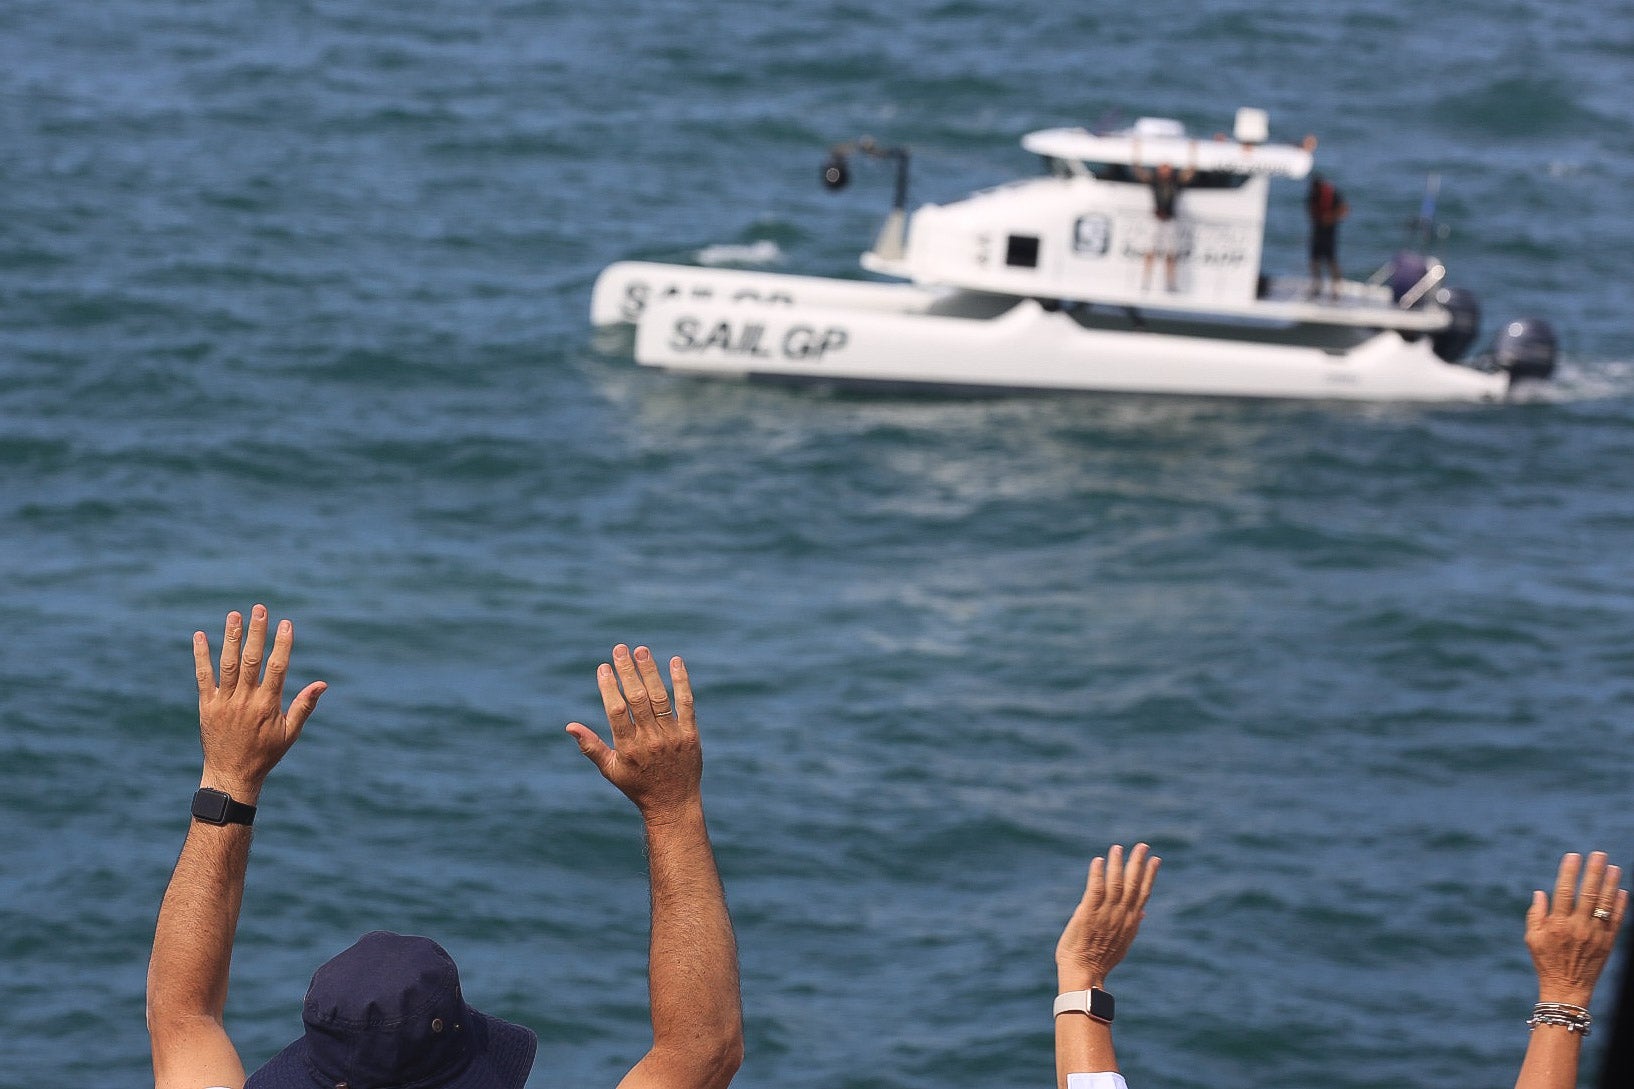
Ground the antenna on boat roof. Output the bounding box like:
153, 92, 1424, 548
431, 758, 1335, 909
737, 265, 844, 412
821, 137, 912, 260
1408, 173, 1444, 250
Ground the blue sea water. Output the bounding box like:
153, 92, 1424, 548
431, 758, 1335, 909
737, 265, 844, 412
3, 1, 1634, 1087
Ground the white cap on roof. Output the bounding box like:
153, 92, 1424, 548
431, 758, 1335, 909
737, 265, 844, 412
1233, 107, 1270, 144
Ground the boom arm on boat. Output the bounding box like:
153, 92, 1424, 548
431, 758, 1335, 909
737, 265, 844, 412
821, 138, 911, 260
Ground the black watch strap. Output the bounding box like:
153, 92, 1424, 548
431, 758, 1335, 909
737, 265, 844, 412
192, 787, 257, 826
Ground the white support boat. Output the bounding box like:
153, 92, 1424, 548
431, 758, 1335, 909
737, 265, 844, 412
590, 108, 1557, 403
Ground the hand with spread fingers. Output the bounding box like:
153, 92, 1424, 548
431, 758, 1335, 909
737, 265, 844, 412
195, 604, 327, 805
150, 605, 328, 1089
1525, 851, 1626, 1005
566, 644, 703, 819
1513, 851, 1627, 1089
565, 645, 743, 1089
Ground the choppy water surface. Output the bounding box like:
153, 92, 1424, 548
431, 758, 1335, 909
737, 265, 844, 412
3, 2, 1633, 1087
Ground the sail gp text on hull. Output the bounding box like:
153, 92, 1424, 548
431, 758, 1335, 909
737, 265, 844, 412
669, 316, 850, 363
617, 277, 795, 323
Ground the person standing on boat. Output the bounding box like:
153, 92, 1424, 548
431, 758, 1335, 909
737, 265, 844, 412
1130, 138, 1197, 293
146, 605, 744, 1089
1053, 843, 1160, 1089
1306, 168, 1349, 301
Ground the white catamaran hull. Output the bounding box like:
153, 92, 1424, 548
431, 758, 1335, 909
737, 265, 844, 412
592, 262, 1510, 403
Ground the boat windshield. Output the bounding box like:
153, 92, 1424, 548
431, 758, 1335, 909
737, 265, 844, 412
1041, 156, 1083, 179
1079, 162, 1250, 189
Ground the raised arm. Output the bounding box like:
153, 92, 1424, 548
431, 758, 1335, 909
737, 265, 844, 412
1054, 843, 1160, 1089
1129, 135, 1150, 182
1514, 851, 1627, 1089
147, 606, 326, 1089
567, 645, 743, 1089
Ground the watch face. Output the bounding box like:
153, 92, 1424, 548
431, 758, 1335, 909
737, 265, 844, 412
1089, 988, 1115, 1023
193, 789, 231, 823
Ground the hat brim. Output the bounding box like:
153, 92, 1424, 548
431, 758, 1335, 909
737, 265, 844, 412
246, 1006, 537, 1089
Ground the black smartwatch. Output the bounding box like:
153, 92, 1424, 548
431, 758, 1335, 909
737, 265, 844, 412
192, 787, 257, 827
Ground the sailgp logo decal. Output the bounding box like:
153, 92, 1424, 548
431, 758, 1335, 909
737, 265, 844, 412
619, 280, 795, 322
669, 317, 849, 361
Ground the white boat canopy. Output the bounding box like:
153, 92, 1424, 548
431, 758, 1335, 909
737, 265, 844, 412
1021, 125, 1313, 179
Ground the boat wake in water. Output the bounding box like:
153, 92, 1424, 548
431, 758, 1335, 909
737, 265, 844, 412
694, 240, 783, 267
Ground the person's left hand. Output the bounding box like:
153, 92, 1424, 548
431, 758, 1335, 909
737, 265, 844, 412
194, 604, 326, 804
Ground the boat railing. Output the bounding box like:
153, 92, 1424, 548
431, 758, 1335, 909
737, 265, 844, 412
1397, 261, 1446, 309
1366, 256, 1447, 310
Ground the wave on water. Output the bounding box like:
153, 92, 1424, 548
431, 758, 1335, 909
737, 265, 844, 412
694, 239, 782, 266
1511, 357, 1634, 404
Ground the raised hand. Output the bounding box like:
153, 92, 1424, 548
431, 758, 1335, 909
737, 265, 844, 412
566, 644, 703, 818
1526, 851, 1627, 1006
1056, 843, 1161, 989
193, 604, 326, 804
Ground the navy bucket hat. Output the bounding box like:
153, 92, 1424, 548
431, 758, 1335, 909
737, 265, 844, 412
246, 932, 537, 1089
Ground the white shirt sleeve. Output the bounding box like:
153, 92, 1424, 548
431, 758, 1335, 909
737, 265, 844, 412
1066, 1073, 1128, 1089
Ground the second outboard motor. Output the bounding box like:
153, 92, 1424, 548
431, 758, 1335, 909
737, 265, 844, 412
1430, 286, 1481, 362
1487, 318, 1558, 382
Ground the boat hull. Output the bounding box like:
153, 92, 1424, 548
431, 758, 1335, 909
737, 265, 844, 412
592, 262, 1509, 403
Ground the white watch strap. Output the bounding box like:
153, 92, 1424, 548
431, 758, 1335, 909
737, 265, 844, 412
1055, 990, 1089, 1017
1054, 988, 1113, 1021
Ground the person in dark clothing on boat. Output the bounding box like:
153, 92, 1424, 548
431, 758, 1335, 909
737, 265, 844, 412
1306, 170, 1348, 301
1131, 137, 1197, 293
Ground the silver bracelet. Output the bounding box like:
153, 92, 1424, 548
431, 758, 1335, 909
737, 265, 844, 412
1527, 1002, 1592, 1036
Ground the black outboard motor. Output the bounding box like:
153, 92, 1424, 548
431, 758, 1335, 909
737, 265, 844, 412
1485, 318, 1558, 382
1430, 286, 1481, 362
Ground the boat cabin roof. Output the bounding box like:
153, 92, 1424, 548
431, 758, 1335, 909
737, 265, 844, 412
1022, 122, 1313, 180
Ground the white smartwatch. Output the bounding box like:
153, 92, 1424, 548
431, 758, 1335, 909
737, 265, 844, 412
1054, 987, 1115, 1024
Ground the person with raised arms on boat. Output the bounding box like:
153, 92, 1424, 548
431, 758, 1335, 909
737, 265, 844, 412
146, 604, 743, 1089
1130, 137, 1198, 293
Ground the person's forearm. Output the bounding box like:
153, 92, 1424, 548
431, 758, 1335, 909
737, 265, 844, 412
149, 770, 262, 1024
1514, 1024, 1583, 1089
1515, 979, 1595, 1089
1055, 965, 1117, 1089
149, 822, 251, 1025
147, 817, 251, 1066
641, 801, 743, 1086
